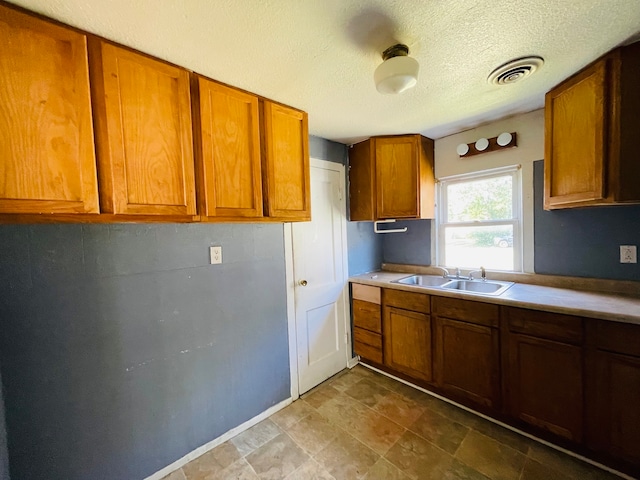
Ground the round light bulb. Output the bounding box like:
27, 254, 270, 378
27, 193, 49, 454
475, 138, 489, 151
374, 56, 420, 94
456, 143, 469, 156
497, 132, 513, 146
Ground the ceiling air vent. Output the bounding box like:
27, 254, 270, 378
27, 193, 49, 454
488, 56, 544, 85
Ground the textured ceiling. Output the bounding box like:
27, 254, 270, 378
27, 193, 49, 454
9, 0, 640, 144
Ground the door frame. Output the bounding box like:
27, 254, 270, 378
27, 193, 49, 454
284, 158, 351, 400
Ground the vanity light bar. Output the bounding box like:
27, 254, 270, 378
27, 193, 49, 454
456, 132, 517, 158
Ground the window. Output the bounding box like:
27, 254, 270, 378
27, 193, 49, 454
437, 166, 522, 271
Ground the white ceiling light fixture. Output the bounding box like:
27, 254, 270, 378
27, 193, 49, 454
374, 44, 419, 94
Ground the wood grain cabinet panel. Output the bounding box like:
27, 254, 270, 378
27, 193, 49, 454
433, 297, 500, 409
89, 39, 196, 216
503, 307, 584, 442
194, 77, 263, 218
384, 305, 432, 382
545, 42, 640, 209
0, 4, 98, 214
349, 134, 435, 221
261, 101, 310, 220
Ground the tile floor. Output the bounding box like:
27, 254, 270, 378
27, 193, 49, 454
162, 365, 624, 480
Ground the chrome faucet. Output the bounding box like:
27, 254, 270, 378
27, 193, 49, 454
468, 267, 486, 281
433, 266, 450, 278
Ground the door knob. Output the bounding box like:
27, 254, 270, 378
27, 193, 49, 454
299, 280, 308, 286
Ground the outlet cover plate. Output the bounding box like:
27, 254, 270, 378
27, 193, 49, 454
620, 245, 637, 264
210, 246, 222, 264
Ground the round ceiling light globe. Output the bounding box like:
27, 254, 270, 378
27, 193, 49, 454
374, 56, 419, 94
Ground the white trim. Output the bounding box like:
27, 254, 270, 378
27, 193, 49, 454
284, 222, 299, 401
285, 158, 350, 398
358, 363, 634, 480
347, 355, 360, 369
145, 397, 292, 480
437, 165, 523, 272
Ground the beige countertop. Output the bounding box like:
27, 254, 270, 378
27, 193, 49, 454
350, 270, 640, 325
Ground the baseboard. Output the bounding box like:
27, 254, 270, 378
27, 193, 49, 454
347, 355, 359, 369
359, 363, 633, 480
145, 397, 293, 480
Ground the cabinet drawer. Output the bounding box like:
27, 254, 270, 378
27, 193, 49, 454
352, 284, 381, 304
503, 307, 583, 344
384, 288, 430, 312
354, 327, 382, 349
352, 299, 381, 333
594, 320, 640, 357
354, 327, 383, 364
433, 297, 498, 327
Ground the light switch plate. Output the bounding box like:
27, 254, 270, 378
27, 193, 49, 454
210, 246, 222, 264
620, 245, 637, 264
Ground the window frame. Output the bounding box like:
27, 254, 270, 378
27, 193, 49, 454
436, 165, 523, 272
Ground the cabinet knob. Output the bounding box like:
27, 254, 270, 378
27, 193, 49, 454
299, 279, 308, 286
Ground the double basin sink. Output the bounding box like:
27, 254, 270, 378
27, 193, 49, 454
391, 274, 514, 296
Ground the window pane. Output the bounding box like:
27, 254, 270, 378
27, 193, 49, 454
444, 225, 514, 270
447, 175, 513, 222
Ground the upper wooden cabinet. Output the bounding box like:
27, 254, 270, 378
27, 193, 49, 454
349, 134, 435, 221
193, 77, 263, 218
261, 101, 310, 220
0, 4, 99, 214
88, 39, 196, 216
544, 42, 640, 209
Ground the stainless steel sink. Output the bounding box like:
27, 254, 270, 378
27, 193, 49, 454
392, 275, 451, 287
441, 279, 514, 295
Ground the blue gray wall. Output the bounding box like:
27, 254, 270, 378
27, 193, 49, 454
381, 220, 431, 266
534, 160, 640, 281
0, 367, 8, 480
0, 223, 289, 480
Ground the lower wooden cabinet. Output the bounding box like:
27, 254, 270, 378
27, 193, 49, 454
433, 297, 500, 409
586, 321, 640, 470
383, 289, 432, 382
502, 307, 584, 442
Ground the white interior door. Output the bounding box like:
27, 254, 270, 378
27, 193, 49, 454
292, 159, 349, 394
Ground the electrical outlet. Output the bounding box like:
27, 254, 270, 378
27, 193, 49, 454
620, 245, 637, 264
210, 246, 222, 264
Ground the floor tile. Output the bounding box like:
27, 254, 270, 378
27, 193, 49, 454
371, 390, 427, 428
284, 458, 336, 479
286, 411, 341, 455
161, 469, 187, 480
455, 430, 526, 480
302, 385, 342, 409
349, 408, 406, 455
520, 458, 573, 480
314, 432, 380, 480
442, 459, 491, 480
217, 458, 260, 480
385, 430, 454, 479
270, 399, 315, 429
363, 458, 412, 480
316, 392, 371, 429
409, 408, 469, 454
328, 370, 364, 392
231, 420, 282, 457
345, 378, 392, 407
182, 443, 241, 480
245, 433, 309, 479
349, 365, 377, 380
527, 443, 623, 480
470, 418, 531, 454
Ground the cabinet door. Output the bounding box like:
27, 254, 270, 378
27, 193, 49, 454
261, 101, 310, 220
0, 5, 98, 214
588, 350, 640, 465
505, 333, 583, 441
375, 136, 418, 218
383, 306, 432, 382
196, 77, 262, 218
89, 40, 196, 216
435, 317, 500, 409
544, 59, 607, 209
